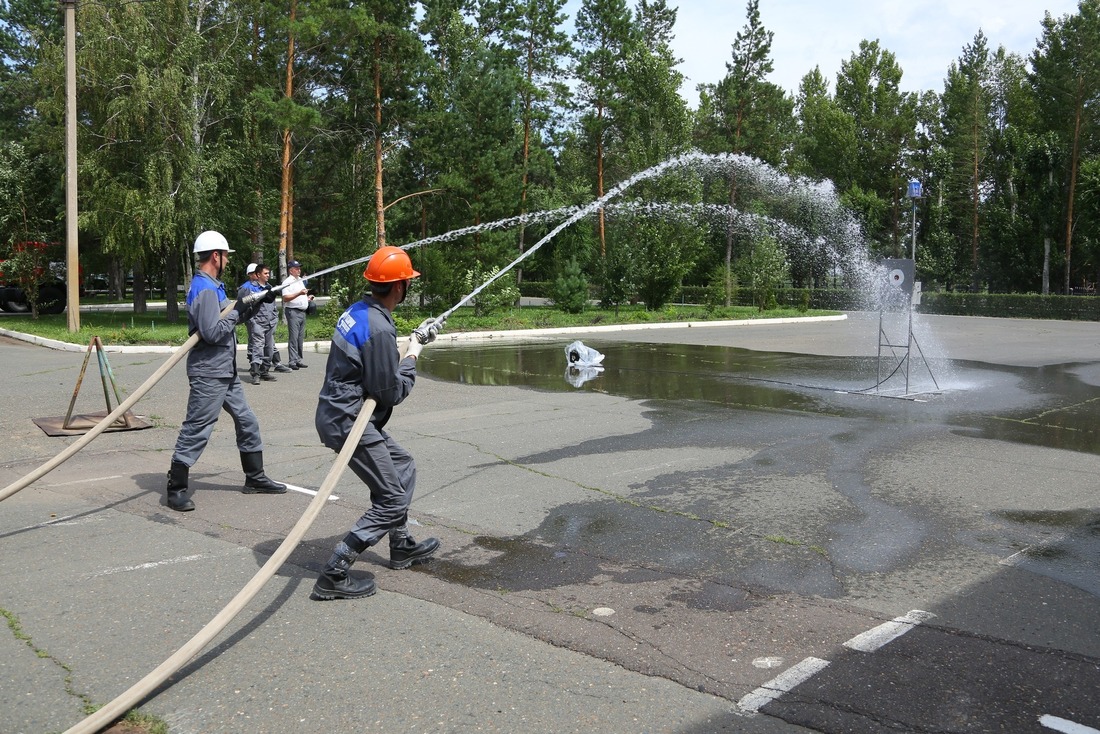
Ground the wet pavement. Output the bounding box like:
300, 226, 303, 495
1, 311, 1099, 733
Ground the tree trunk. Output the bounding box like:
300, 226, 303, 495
373, 37, 386, 250
516, 34, 535, 286
971, 113, 980, 291
132, 258, 147, 314
596, 102, 606, 259
278, 0, 296, 278
288, 184, 295, 262
165, 244, 180, 323
109, 256, 124, 301
1043, 236, 1051, 295
1063, 77, 1084, 295
725, 178, 738, 307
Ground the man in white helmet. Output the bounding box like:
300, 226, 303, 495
237, 262, 278, 385
164, 230, 286, 512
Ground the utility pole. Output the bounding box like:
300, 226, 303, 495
62, 0, 80, 331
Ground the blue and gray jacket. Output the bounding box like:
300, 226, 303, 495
315, 296, 416, 449
186, 271, 244, 378
237, 279, 278, 329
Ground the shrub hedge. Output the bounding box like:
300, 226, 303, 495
519, 281, 1100, 320
917, 291, 1100, 320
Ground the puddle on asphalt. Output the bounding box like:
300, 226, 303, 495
419, 340, 1100, 598
996, 509, 1100, 529
424, 341, 884, 415
422, 340, 1100, 454
995, 509, 1100, 597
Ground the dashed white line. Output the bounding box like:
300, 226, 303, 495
844, 609, 936, 652
737, 657, 830, 714
1040, 714, 1100, 734
47, 475, 123, 487
283, 482, 339, 501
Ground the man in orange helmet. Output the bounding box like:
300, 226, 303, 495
311, 245, 445, 601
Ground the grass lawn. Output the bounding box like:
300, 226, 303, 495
0, 303, 837, 347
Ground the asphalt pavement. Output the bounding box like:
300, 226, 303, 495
1, 311, 1099, 734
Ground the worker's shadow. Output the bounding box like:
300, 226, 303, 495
133, 469, 281, 512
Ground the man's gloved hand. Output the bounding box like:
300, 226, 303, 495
233, 298, 253, 320
262, 285, 277, 304
413, 316, 446, 345
405, 336, 424, 359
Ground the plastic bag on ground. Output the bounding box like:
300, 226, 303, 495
565, 340, 604, 367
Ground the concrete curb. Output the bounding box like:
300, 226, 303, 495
0, 314, 847, 354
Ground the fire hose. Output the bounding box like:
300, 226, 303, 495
62, 370, 385, 734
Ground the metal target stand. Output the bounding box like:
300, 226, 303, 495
876, 258, 940, 398
32, 336, 153, 436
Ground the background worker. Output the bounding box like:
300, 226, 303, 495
251, 264, 280, 383
237, 263, 272, 385
310, 246, 444, 601
280, 260, 313, 369
164, 231, 287, 512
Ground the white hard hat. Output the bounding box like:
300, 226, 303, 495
193, 230, 234, 254
246, 263, 258, 275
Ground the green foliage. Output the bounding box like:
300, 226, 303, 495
0, 141, 51, 247
2, 0, 1098, 310
919, 291, 1100, 320
596, 245, 633, 312
316, 280, 352, 337
703, 264, 736, 313
736, 233, 789, 311
694, 0, 793, 163
797, 287, 811, 312
552, 257, 589, 313
630, 219, 699, 310
463, 265, 520, 316
0, 240, 51, 318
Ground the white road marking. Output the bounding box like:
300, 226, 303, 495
283, 482, 339, 501
737, 657, 830, 714
1040, 715, 1100, 734
47, 475, 123, 487
752, 656, 784, 669
92, 554, 210, 577
49, 515, 108, 526
844, 610, 936, 652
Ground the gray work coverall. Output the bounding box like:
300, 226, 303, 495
172, 271, 263, 466
315, 296, 417, 547
237, 280, 277, 372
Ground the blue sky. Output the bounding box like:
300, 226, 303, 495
565, 1, 1081, 107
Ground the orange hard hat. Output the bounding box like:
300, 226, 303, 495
363, 246, 420, 283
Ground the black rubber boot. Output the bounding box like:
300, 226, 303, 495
240, 451, 287, 494
248, 368, 260, 385
259, 366, 276, 382
165, 461, 195, 512
389, 524, 440, 570
310, 539, 377, 601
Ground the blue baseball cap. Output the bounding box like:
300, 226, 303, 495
287, 260, 302, 269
